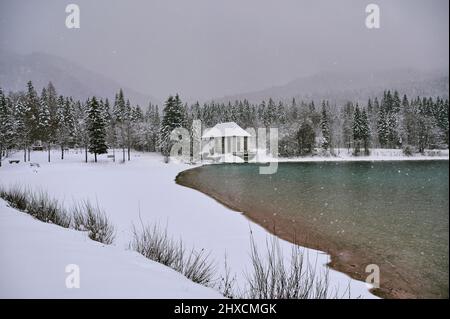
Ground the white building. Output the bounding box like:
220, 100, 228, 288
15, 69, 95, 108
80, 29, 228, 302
201, 122, 252, 161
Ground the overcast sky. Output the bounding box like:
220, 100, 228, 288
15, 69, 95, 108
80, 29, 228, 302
0, 0, 448, 101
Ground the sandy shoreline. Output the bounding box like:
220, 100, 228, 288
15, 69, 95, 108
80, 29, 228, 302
175, 160, 449, 299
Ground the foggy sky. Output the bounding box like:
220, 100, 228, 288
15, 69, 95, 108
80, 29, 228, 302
0, 0, 448, 102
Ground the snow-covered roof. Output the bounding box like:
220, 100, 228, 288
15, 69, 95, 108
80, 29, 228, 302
202, 122, 251, 138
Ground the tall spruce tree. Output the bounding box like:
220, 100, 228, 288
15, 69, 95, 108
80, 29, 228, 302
13, 96, 28, 162
113, 89, 132, 162
56, 97, 75, 160
0, 88, 13, 167
39, 88, 52, 161
24, 81, 40, 160
352, 105, 362, 155
360, 109, 370, 155
149, 104, 160, 152
46, 82, 59, 148
87, 97, 108, 162
320, 101, 331, 151
377, 106, 389, 147
297, 121, 315, 156
342, 102, 354, 151
159, 94, 185, 160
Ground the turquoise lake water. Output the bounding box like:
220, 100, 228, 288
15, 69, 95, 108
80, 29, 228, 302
178, 161, 449, 298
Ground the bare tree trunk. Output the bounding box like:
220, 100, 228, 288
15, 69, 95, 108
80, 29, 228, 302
122, 146, 125, 163
0, 144, 3, 167
94, 153, 97, 163
24, 146, 27, 162
127, 126, 131, 161
48, 144, 51, 162
61, 145, 64, 160
85, 145, 88, 163
27, 148, 30, 162
113, 148, 115, 162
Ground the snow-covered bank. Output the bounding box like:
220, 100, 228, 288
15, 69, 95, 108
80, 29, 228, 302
251, 148, 449, 163
0, 150, 378, 298
0, 199, 222, 298
198, 148, 449, 164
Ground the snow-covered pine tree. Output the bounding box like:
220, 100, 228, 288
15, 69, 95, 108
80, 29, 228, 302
132, 105, 144, 122
24, 81, 40, 161
264, 98, 277, 127
10, 95, 28, 162
149, 104, 160, 152
320, 101, 331, 152
56, 96, 76, 160
360, 108, 370, 155
441, 99, 449, 147
159, 94, 185, 160
377, 106, 389, 148
277, 101, 286, 125
289, 98, 298, 121
341, 102, 354, 151
113, 89, 132, 162
0, 88, 13, 167
365, 98, 378, 147
104, 98, 118, 160
73, 100, 90, 162
39, 88, 52, 161
435, 97, 449, 147
352, 105, 362, 155
297, 120, 315, 156
46, 82, 59, 148
238, 99, 251, 128
387, 111, 399, 148
87, 97, 108, 162
392, 90, 401, 113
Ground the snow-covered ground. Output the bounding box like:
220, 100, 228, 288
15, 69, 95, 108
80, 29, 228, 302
0, 149, 388, 299
0, 199, 222, 298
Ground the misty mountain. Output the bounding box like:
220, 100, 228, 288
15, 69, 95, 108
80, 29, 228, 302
213, 69, 449, 105
0, 50, 160, 106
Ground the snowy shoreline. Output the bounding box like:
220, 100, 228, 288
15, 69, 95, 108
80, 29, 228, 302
193, 148, 449, 166
244, 148, 449, 164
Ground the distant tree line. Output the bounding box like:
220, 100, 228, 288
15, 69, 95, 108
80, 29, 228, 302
0, 81, 160, 165
0, 81, 448, 165
180, 91, 448, 157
